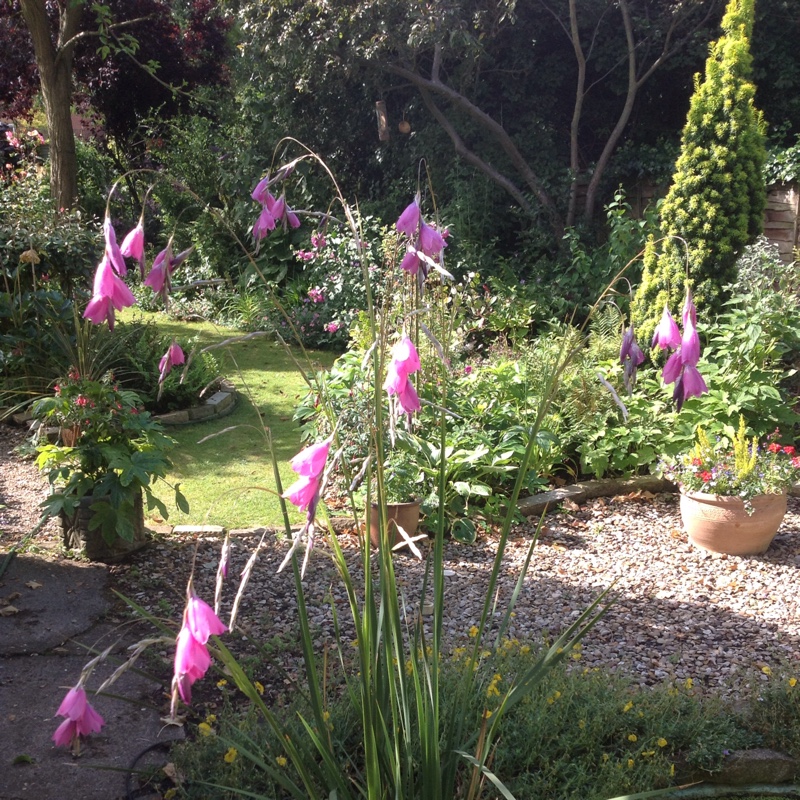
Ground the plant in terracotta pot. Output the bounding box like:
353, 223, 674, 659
367, 452, 426, 551
32, 368, 189, 561
662, 416, 800, 555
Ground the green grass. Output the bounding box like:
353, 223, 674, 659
120, 310, 336, 530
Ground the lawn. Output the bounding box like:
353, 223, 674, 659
120, 310, 336, 530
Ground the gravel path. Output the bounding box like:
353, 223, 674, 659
3, 423, 799, 702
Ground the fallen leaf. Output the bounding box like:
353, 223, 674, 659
0, 605, 19, 616
25, 581, 42, 590
12, 754, 34, 765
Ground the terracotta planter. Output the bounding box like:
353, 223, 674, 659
368, 500, 421, 549
679, 490, 787, 556
60, 491, 148, 563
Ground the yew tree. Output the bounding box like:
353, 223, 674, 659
631, 0, 766, 344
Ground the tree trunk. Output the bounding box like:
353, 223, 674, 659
20, 0, 81, 210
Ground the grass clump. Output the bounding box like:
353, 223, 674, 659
168, 641, 799, 800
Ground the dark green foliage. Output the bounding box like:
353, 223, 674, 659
631, 0, 766, 345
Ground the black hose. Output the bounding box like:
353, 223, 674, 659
124, 740, 173, 800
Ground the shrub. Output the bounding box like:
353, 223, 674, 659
631, 0, 766, 344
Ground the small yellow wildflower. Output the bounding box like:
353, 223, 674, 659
685, 678, 693, 689
602, 753, 610, 762
670, 764, 675, 777
198, 722, 213, 737
627, 734, 637, 743
483, 709, 493, 719
205, 714, 217, 724
642, 750, 655, 758
480, 650, 491, 659
217, 679, 228, 688
761, 665, 772, 676
571, 651, 582, 661
255, 681, 265, 695
276, 755, 288, 767
224, 747, 238, 763
789, 677, 797, 688
578, 719, 586, 729
657, 738, 668, 748
322, 710, 331, 722
164, 790, 177, 800
553, 690, 561, 700
627, 759, 635, 769
520, 645, 531, 655
405, 658, 414, 675
468, 625, 479, 638
623, 701, 633, 713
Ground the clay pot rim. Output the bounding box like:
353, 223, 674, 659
679, 488, 787, 504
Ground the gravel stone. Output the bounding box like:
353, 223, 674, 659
3, 424, 799, 700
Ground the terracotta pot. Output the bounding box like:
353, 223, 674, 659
59, 425, 81, 446
368, 500, 421, 549
60, 490, 147, 563
679, 490, 787, 556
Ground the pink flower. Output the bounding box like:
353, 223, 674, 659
400, 248, 422, 275
418, 220, 445, 256
52, 685, 104, 749
324, 321, 340, 333
83, 256, 136, 331
251, 175, 272, 204
290, 438, 332, 478
172, 593, 225, 709
186, 595, 226, 645
651, 305, 681, 350
383, 335, 421, 415
680, 316, 700, 367
396, 198, 421, 237
311, 232, 326, 249
120, 221, 146, 278
145, 242, 193, 302
103, 216, 127, 276
307, 287, 325, 303
396, 377, 421, 414
253, 205, 276, 240
283, 438, 332, 518
158, 340, 185, 384
682, 288, 697, 328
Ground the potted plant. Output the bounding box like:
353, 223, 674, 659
32, 369, 188, 562
367, 452, 424, 549
662, 416, 800, 555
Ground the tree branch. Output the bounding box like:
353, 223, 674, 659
387, 62, 562, 230
416, 84, 534, 217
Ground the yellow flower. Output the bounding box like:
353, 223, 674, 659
468, 626, 479, 638
789, 677, 797, 688
487, 684, 500, 698
670, 764, 675, 777
627, 734, 637, 743
217, 679, 228, 688
164, 790, 177, 800
642, 750, 655, 757
571, 651, 582, 661
255, 681, 265, 695
224, 747, 238, 763
483, 709, 493, 719
602, 753, 610, 762
205, 714, 217, 724
578, 719, 586, 729
198, 722, 213, 737
761, 665, 772, 676
627, 759, 635, 768
520, 645, 531, 655
405, 659, 414, 675
685, 678, 693, 689
657, 738, 668, 748
276, 755, 288, 767
623, 701, 634, 713
553, 690, 561, 700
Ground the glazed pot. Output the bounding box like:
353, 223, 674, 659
368, 500, 421, 549
679, 490, 787, 556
